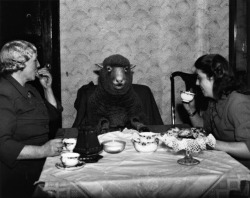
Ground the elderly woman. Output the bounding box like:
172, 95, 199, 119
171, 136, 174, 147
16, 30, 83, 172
183, 54, 250, 169
0, 40, 63, 198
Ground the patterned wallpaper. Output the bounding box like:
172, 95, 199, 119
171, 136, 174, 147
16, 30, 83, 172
60, 0, 229, 127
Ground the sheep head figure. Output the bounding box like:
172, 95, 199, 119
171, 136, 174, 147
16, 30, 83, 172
87, 54, 149, 134
95, 54, 136, 95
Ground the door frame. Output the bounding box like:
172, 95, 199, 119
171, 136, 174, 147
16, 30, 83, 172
0, 0, 61, 129
229, 0, 250, 89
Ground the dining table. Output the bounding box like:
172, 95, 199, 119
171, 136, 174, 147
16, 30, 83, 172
33, 125, 250, 198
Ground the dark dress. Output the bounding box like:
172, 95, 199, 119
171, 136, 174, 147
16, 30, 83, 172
0, 75, 62, 198
203, 91, 250, 169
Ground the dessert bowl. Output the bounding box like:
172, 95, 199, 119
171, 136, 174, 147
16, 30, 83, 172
102, 140, 126, 154
132, 138, 158, 153
180, 91, 195, 103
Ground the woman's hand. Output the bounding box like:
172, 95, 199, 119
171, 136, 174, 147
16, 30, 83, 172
182, 97, 196, 115
37, 65, 57, 108
41, 138, 64, 157
37, 67, 52, 89
17, 138, 64, 159
182, 97, 204, 127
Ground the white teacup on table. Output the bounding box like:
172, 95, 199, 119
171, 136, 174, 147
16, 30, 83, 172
61, 152, 80, 167
62, 138, 77, 152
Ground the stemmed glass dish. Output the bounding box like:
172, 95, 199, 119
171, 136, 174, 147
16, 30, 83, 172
176, 128, 201, 165
158, 127, 216, 166
177, 149, 200, 166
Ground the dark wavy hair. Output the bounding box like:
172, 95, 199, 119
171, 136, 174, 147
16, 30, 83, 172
194, 54, 243, 100
0, 40, 37, 76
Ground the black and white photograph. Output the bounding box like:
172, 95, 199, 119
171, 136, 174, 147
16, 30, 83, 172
0, 0, 249, 197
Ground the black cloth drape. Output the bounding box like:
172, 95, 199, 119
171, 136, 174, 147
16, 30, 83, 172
72, 82, 163, 129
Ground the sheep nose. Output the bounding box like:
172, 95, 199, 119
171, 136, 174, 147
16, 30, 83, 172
115, 78, 124, 84
112, 67, 125, 84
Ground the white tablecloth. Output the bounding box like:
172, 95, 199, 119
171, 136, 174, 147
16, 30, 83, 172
35, 130, 250, 198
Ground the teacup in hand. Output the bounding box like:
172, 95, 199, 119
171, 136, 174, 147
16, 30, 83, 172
61, 152, 80, 167
62, 138, 77, 152
180, 91, 195, 103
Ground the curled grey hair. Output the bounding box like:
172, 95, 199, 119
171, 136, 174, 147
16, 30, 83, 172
0, 40, 37, 75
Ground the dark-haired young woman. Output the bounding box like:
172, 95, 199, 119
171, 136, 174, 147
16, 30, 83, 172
183, 54, 250, 169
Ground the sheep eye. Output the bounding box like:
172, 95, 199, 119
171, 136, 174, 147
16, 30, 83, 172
106, 66, 112, 72
124, 66, 129, 72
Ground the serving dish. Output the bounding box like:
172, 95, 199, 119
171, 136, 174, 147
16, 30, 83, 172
158, 127, 216, 153
131, 131, 159, 153
132, 139, 158, 153
102, 140, 126, 154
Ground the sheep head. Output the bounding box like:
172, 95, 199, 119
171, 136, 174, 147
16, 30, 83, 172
95, 54, 136, 95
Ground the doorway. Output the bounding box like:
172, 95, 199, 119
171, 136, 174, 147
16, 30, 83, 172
0, 0, 61, 134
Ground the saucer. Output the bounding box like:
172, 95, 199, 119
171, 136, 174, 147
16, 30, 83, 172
55, 161, 85, 171
80, 154, 103, 163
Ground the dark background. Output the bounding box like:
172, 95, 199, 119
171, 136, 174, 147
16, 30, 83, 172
0, 0, 62, 134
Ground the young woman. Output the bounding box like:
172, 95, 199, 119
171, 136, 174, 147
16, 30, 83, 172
183, 54, 250, 169
0, 40, 63, 198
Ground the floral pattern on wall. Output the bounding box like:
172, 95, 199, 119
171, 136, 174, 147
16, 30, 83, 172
60, 0, 229, 127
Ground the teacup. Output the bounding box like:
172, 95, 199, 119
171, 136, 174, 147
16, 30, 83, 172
62, 138, 77, 152
61, 152, 80, 167
180, 91, 195, 103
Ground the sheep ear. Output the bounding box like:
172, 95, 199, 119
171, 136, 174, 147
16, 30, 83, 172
94, 70, 100, 75
130, 64, 136, 69
95, 63, 103, 68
